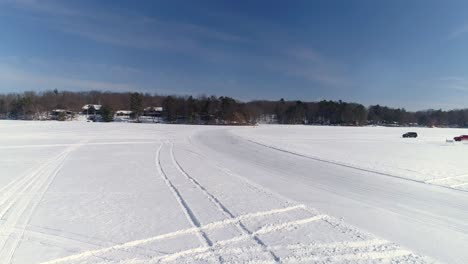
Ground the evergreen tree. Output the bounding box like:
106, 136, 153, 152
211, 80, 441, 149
100, 105, 114, 122
130, 92, 143, 122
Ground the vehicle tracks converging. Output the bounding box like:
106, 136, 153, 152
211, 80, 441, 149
0, 141, 85, 264
169, 142, 281, 263
37, 138, 434, 264
154, 141, 221, 263
41, 201, 420, 264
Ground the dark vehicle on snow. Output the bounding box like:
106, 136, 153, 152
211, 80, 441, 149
402, 132, 418, 138
454, 135, 468, 141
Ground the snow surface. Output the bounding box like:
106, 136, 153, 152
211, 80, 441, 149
233, 125, 468, 191
1, 121, 466, 263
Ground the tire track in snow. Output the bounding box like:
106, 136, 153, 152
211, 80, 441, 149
283, 249, 413, 263
169, 142, 281, 263
186, 132, 423, 262
425, 173, 468, 183
128, 214, 328, 263
7, 227, 107, 251
426, 173, 468, 189
5, 227, 115, 263
0, 149, 71, 218
0, 164, 46, 196
184, 137, 313, 212
450, 182, 468, 188
180, 141, 369, 243
41, 137, 423, 264
21, 222, 162, 261
255, 214, 327, 235
3, 149, 76, 263
44, 204, 418, 263
157, 238, 410, 264
238, 135, 468, 194
0, 160, 66, 262
243, 137, 428, 185
0, 146, 73, 226
0, 142, 83, 264
40, 205, 305, 264
424, 174, 468, 190
183, 239, 392, 262
179, 143, 312, 212
0, 141, 160, 149
154, 142, 220, 263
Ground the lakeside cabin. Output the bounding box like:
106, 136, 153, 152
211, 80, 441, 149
82, 104, 102, 115
114, 110, 133, 122
50, 109, 73, 120
142, 106, 163, 123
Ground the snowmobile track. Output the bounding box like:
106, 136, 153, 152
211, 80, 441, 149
170, 142, 280, 262
0, 142, 83, 264
155, 142, 220, 263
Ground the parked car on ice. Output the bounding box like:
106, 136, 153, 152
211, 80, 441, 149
454, 135, 468, 141
402, 132, 418, 138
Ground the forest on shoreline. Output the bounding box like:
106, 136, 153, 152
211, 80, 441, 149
0, 90, 467, 127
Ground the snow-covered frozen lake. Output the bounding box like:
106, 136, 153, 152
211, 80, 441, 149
1, 121, 467, 263
233, 125, 468, 191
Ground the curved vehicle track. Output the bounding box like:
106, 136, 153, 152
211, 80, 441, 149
191, 128, 468, 264
0, 123, 451, 263
42, 136, 427, 264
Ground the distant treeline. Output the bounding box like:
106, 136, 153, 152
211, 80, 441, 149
0, 90, 468, 127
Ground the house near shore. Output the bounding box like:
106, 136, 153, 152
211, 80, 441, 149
142, 106, 163, 123
82, 104, 102, 115
50, 109, 73, 121
114, 110, 133, 122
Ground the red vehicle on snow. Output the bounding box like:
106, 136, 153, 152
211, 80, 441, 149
454, 135, 468, 141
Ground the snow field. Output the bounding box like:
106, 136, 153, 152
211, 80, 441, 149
232, 125, 468, 191
0, 121, 440, 263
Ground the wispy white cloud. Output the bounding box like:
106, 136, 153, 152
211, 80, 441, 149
448, 24, 468, 39
4, 0, 248, 54
263, 47, 349, 87
0, 56, 147, 92
2, 0, 79, 16
0, 0, 351, 95
0, 65, 134, 92
0, 57, 239, 96
436, 76, 468, 91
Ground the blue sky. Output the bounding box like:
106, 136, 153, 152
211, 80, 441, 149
1, 0, 468, 110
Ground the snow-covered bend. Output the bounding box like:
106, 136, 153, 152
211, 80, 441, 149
194, 126, 468, 263
231, 125, 468, 191
1, 121, 464, 263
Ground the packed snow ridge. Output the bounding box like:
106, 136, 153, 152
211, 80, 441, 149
2, 121, 467, 263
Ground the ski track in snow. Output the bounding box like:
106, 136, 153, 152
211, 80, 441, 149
0, 141, 84, 263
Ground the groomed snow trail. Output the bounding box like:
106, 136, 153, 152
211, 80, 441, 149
0, 122, 444, 263
195, 126, 468, 263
